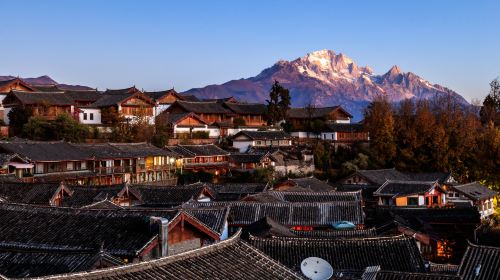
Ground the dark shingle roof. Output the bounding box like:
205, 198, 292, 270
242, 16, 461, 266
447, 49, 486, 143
0, 183, 62, 205
287, 106, 352, 119
132, 185, 216, 207
266, 191, 362, 202
0, 248, 123, 278
403, 172, 455, 184
356, 169, 411, 186
173, 100, 232, 114
64, 90, 101, 103
0, 141, 92, 162
166, 144, 229, 157
71, 142, 172, 159
325, 123, 365, 132
35, 232, 303, 280
184, 200, 364, 226
458, 242, 500, 280
374, 180, 439, 197
373, 271, 460, 280
291, 227, 377, 238
179, 94, 200, 102
289, 177, 336, 192
4, 90, 74, 106
233, 130, 291, 140
223, 102, 267, 115
158, 112, 207, 126
248, 235, 426, 273
143, 89, 180, 102
452, 182, 497, 201
0, 204, 158, 257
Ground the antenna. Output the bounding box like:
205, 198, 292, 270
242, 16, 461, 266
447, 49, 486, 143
300, 257, 333, 280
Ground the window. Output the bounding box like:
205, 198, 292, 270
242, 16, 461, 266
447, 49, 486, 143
90, 113, 94, 120
66, 162, 74, 171
83, 113, 87, 120
407, 197, 419, 206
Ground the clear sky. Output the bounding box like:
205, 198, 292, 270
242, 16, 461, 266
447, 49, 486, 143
1, 0, 498, 101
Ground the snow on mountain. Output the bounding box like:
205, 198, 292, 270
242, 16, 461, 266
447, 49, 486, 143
183, 49, 468, 120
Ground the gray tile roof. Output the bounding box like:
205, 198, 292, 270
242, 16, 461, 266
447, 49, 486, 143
248, 235, 426, 273
166, 144, 230, 157
0, 248, 123, 278
452, 182, 497, 201
35, 232, 303, 280
266, 190, 362, 202
4, 90, 74, 106
0, 141, 92, 162
173, 100, 232, 114
184, 200, 364, 226
458, 242, 500, 280
233, 130, 291, 140
289, 177, 336, 192
356, 169, 411, 186
374, 180, 439, 197
287, 106, 352, 119
223, 102, 267, 115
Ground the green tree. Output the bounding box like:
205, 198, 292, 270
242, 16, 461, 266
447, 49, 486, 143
8, 106, 33, 136
22, 113, 89, 142
266, 80, 291, 125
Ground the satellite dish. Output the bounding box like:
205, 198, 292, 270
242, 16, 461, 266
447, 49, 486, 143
300, 257, 333, 280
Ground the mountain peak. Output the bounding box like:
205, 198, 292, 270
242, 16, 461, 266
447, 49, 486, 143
388, 65, 402, 75
183, 50, 468, 120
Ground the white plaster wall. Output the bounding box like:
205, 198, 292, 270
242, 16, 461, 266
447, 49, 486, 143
79, 108, 102, 124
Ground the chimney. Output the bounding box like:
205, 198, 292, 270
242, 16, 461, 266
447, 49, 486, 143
150, 217, 169, 257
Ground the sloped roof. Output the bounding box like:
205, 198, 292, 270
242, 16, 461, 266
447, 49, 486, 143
452, 182, 497, 201
0, 141, 92, 162
0, 78, 35, 92
143, 89, 181, 102
179, 94, 200, 102
166, 144, 230, 157
132, 184, 217, 207
373, 271, 460, 280
458, 242, 500, 280
266, 190, 361, 202
289, 177, 336, 192
374, 180, 439, 197
35, 232, 303, 280
248, 235, 426, 273
158, 112, 207, 126
172, 100, 232, 114
71, 142, 172, 159
287, 106, 353, 119
325, 123, 365, 132
90, 88, 153, 108
4, 90, 74, 106
0, 248, 123, 278
291, 227, 377, 238
184, 200, 364, 226
0, 203, 158, 257
356, 169, 411, 186
232, 130, 291, 140
223, 102, 267, 115
0, 183, 62, 205
64, 90, 101, 102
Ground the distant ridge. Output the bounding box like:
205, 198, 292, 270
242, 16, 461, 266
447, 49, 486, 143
0, 75, 94, 91
183, 49, 469, 120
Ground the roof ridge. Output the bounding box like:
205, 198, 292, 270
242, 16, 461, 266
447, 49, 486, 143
39, 231, 244, 279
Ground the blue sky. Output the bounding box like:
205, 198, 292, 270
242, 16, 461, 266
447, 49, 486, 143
1, 0, 498, 101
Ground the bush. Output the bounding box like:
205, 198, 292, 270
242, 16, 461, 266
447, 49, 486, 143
22, 113, 90, 142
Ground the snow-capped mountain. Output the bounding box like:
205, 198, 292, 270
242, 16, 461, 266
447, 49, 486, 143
183, 50, 468, 120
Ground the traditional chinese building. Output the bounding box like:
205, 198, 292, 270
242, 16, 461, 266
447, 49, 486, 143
166, 144, 230, 176
231, 130, 292, 152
